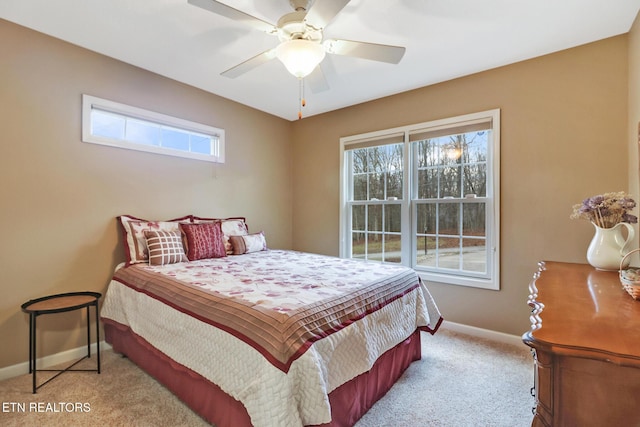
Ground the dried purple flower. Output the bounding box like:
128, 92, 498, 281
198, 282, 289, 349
571, 192, 637, 228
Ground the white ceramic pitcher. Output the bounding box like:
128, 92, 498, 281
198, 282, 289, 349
586, 222, 635, 271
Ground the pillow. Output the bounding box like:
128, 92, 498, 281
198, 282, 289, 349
229, 232, 267, 255
192, 216, 249, 254
118, 215, 192, 265
179, 221, 226, 261
144, 230, 188, 266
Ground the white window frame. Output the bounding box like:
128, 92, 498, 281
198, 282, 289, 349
340, 109, 500, 290
82, 94, 225, 163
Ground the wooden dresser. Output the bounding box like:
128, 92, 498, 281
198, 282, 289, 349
522, 261, 640, 427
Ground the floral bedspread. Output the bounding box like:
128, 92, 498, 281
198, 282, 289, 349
146, 249, 422, 311
101, 250, 442, 426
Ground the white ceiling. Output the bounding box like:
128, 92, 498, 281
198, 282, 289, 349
1, 0, 639, 121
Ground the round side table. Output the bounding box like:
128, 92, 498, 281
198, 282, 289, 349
21, 291, 102, 393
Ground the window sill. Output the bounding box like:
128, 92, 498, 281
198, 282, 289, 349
417, 270, 500, 290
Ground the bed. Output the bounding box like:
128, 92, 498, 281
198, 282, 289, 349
100, 215, 442, 426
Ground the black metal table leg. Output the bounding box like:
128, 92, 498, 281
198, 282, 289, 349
86, 306, 91, 358
95, 302, 101, 373
28, 313, 33, 373
31, 313, 37, 394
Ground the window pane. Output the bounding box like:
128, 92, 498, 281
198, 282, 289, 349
91, 110, 125, 139
368, 173, 384, 200
385, 204, 402, 233
463, 203, 485, 237
439, 165, 461, 198
416, 140, 439, 167
352, 149, 368, 174
352, 205, 366, 232
438, 237, 460, 268
466, 131, 489, 161
463, 238, 486, 272
386, 169, 403, 199
443, 135, 464, 164
367, 234, 383, 261
368, 205, 382, 232
435, 137, 451, 165
384, 144, 403, 199
161, 128, 189, 151
463, 163, 487, 197
438, 203, 459, 235
384, 235, 401, 263
417, 204, 436, 234
353, 174, 368, 201
126, 119, 160, 146
417, 168, 438, 199
416, 236, 437, 267
191, 134, 212, 155
369, 147, 385, 173
352, 232, 366, 258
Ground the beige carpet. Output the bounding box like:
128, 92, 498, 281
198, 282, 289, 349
0, 329, 534, 426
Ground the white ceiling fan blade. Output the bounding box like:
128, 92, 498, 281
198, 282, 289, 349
324, 39, 406, 64
221, 48, 277, 78
187, 0, 276, 34
306, 65, 330, 93
304, 0, 351, 29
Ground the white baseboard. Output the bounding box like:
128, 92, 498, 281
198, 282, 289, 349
440, 320, 526, 348
0, 341, 111, 382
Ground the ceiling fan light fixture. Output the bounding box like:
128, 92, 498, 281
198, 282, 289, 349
275, 39, 326, 78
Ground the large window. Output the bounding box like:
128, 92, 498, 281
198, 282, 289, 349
82, 95, 224, 163
340, 110, 500, 289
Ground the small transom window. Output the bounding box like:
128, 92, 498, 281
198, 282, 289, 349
82, 94, 224, 163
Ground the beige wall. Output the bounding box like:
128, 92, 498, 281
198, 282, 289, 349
291, 35, 629, 336
629, 15, 640, 231
0, 19, 292, 369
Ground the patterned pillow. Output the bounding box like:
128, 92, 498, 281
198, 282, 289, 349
144, 230, 188, 265
229, 232, 267, 255
179, 221, 227, 261
192, 216, 248, 254
118, 215, 192, 265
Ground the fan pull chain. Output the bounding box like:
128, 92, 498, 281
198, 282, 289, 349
298, 78, 306, 120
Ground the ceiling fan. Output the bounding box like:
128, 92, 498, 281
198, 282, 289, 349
187, 0, 406, 90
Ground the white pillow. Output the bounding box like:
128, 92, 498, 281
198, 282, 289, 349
229, 232, 267, 254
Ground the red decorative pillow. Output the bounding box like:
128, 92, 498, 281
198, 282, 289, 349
191, 216, 249, 254
179, 221, 226, 261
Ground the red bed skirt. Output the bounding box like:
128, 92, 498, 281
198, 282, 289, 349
104, 319, 424, 426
